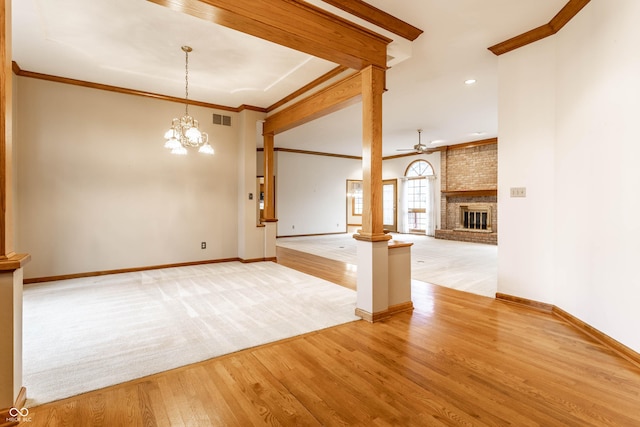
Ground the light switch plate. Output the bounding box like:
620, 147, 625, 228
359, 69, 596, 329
510, 187, 526, 197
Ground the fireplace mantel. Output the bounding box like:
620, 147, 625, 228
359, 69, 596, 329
442, 189, 497, 198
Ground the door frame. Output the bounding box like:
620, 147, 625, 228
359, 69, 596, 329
383, 179, 397, 232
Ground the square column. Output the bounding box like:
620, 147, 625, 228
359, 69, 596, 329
355, 239, 389, 321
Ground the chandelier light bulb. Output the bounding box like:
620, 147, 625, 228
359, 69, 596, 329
185, 126, 201, 142
198, 143, 214, 155
164, 137, 181, 150
171, 145, 188, 155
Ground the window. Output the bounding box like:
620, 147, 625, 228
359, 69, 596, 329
406, 160, 433, 177
404, 160, 435, 233
348, 180, 363, 216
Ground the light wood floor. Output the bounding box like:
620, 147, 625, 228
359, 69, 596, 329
24, 250, 640, 426
277, 232, 498, 297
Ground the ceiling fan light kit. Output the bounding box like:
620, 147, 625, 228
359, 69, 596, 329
397, 129, 428, 154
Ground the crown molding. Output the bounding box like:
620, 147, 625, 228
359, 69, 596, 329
488, 0, 590, 56
11, 62, 266, 113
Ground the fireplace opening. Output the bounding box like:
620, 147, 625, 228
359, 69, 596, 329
459, 205, 492, 232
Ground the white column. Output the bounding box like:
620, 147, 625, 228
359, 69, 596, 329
355, 239, 389, 321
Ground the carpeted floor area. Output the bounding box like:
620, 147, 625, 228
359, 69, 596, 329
23, 261, 359, 405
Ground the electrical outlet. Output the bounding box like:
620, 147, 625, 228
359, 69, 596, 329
201, 242, 206, 249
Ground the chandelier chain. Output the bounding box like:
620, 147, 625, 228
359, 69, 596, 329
184, 48, 189, 115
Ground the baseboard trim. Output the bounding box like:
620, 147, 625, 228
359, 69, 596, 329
355, 301, 414, 323
387, 301, 414, 316
495, 293, 553, 313
24, 258, 241, 284
240, 257, 277, 263
277, 231, 347, 239
0, 387, 27, 427
496, 293, 640, 370
552, 306, 640, 370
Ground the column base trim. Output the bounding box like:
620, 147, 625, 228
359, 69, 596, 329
352, 233, 392, 242
0, 387, 27, 427
355, 301, 414, 323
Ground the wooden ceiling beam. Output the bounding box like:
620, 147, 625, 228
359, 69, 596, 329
267, 65, 349, 113
263, 71, 362, 135
321, 0, 423, 41
147, 0, 391, 70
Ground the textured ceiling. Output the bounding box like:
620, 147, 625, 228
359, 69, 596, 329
12, 0, 567, 156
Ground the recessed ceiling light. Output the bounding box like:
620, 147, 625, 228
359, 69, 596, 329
430, 139, 444, 145
472, 131, 486, 136
464, 79, 477, 85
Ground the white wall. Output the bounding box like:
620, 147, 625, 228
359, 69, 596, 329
275, 152, 441, 237
16, 78, 241, 279
276, 152, 361, 236
497, 37, 557, 303
498, 0, 640, 352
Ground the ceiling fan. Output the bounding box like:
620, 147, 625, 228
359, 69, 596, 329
397, 129, 428, 154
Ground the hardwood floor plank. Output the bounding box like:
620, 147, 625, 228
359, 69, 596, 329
137, 380, 167, 427
276, 246, 356, 290
187, 366, 241, 426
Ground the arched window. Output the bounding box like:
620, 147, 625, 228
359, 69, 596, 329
403, 160, 435, 235
405, 159, 434, 177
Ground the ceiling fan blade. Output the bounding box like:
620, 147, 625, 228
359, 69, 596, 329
396, 148, 415, 151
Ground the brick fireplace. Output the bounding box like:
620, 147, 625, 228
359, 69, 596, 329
434, 140, 498, 245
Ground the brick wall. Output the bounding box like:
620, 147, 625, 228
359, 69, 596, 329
436, 140, 498, 245
446, 144, 497, 191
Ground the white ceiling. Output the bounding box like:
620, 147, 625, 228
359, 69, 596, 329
11, 0, 567, 157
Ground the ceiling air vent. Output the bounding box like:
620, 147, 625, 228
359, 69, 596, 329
213, 114, 232, 126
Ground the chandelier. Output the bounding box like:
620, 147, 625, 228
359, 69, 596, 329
164, 46, 214, 155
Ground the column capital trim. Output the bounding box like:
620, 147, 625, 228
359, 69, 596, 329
0, 254, 30, 272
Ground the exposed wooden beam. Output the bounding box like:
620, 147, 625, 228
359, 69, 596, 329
147, 0, 391, 70
274, 147, 361, 160
321, 0, 423, 41
488, 0, 590, 56
263, 71, 362, 135
262, 133, 276, 221
267, 65, 350, 112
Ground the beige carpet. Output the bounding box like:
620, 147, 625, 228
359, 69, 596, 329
277, 233, 498, 297
23, 261, 359, 406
